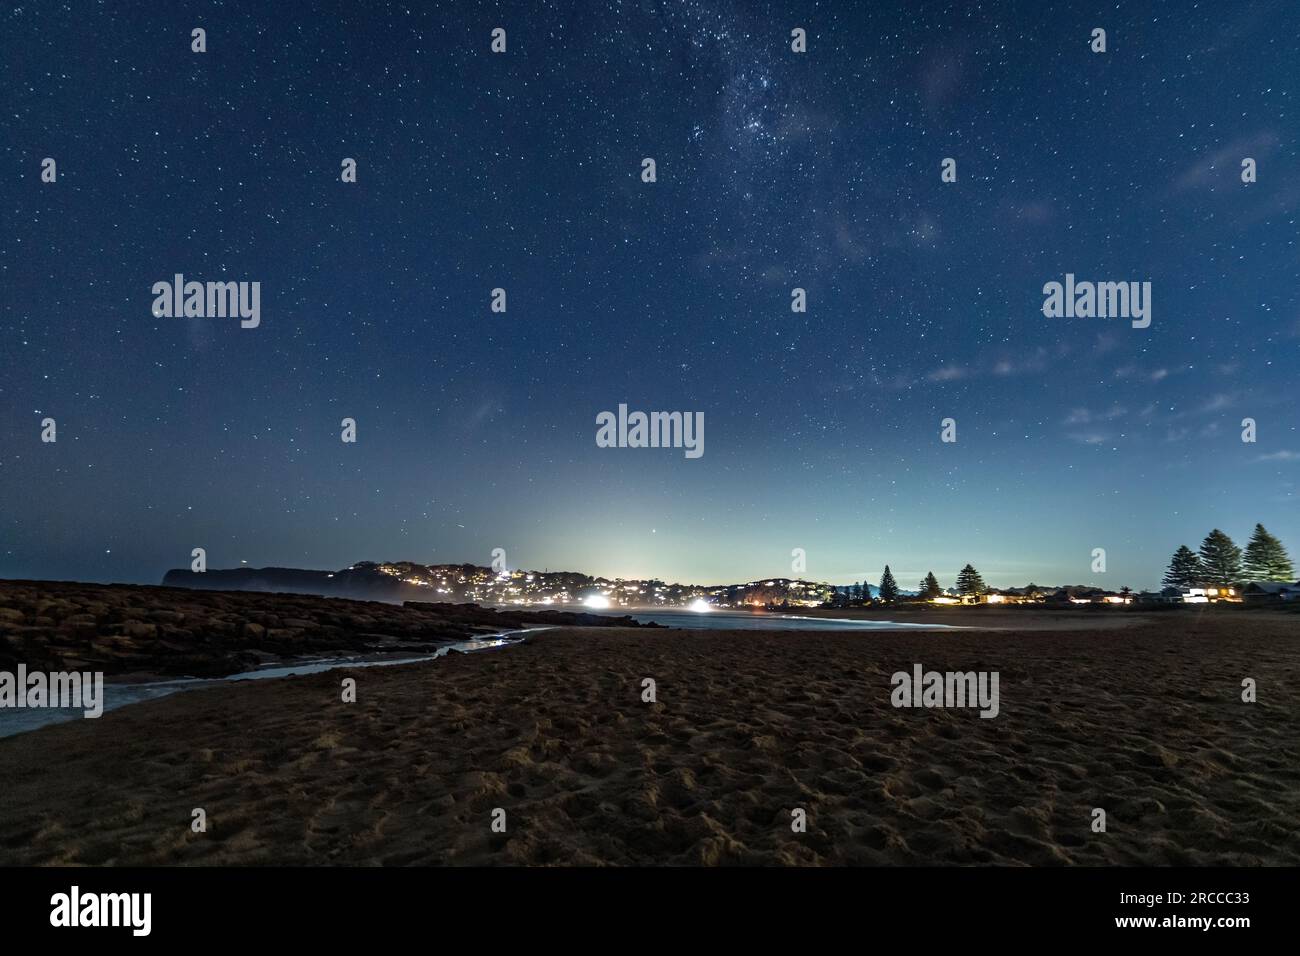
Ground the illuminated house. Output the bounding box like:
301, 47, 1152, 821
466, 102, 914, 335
981, 589, 1043, 605
1177, 586, 1240, 604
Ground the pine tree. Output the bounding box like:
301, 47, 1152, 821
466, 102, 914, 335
955, 563, 986, 595
878, 565, 899, 603
919, 572, 941, 599
1198, 529, 1243, 587
860, 580, 872, 605
1242, 523, 1296, 582
1162, 545, 1203, 589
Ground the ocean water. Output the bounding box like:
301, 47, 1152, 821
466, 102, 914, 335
624, 609, 960, 631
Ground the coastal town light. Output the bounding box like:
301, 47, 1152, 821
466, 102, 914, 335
584, 594, 611, 609
688, 598, 713, 612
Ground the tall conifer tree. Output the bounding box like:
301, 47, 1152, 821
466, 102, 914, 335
1242, 524, 1295, 581
1162, 545, 1203, 588
1198, 529, 1243, 587
879, 566, 899, 603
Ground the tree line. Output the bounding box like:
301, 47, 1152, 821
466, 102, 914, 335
835, 524, 1295, 608
833, 563, 989, 606
1163, 524, 1295, 589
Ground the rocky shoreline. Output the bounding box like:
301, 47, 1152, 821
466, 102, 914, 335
0, 580, 651, 679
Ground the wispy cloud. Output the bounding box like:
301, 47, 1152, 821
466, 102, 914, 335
926, 365, 966, 383
1255, 450, 1300, 463
1064, 405, 1127, 426
1171, 132, 1278, 192
991, 347, 1052, 377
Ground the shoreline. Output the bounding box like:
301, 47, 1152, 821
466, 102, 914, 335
0, 627, 551, 740
767, 603, 1297, 631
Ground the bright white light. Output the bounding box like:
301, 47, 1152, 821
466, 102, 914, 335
584, 595, 610, 609
689, 598, 713, 613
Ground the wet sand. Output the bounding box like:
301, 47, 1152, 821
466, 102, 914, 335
2, 614, 1299, 865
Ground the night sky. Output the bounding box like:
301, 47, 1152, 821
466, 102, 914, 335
2, 1, 1297, 592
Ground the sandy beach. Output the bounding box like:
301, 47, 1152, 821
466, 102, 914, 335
3, 609, 1298, 866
